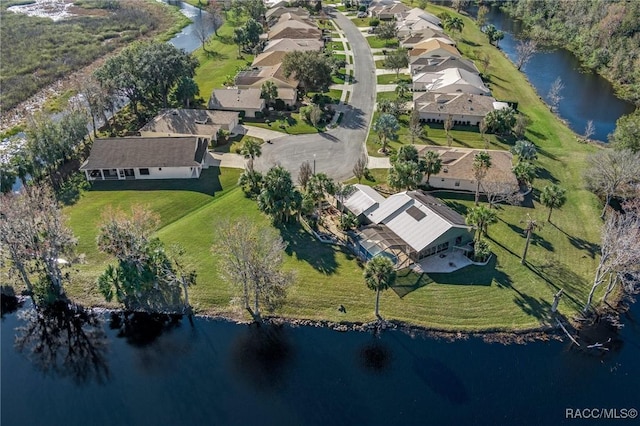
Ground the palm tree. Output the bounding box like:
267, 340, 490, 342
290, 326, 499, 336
363, 256, 396, 319
240, 137, 262, 171
520, 214, 542, 264
510, 140, 537, 163
466, 205, 498, 242
307, 173, 336, 222
260, 81, 278, 107
395, 80, 411, 100
540, 184, 567, 222
444, 16, 464, 37
473, 151, 492, 205
512, 161, 536, 188
257, 166, 302, 223
372, 113, 400, 153
422, 150, 442, 187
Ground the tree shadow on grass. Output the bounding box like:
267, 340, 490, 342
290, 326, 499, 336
502, 219, 554, 252
535, 167, 559, 184
523, 261, 586, 312
390, 268, 432, 298
527, 128, 547, 141
276, 222, 340, 274
89, 167, 223, 196
551, 223, 600, 259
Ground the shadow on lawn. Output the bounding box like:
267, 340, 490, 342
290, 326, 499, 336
89, 168, 223, 196
551, 223, 600, 259
276, 222, 340, 275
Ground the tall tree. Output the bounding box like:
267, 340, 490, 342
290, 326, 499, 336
609, 110, 640, 153
258, 166, 303, 223
372, 113, 400, 153
215, 219, 293, 320
395, 80, 411, 99
298, 161, 313, 190
409, 109, 422, 144
384, 49, 409, 79
306, 173, 336, 222
510, 139, 537, 163
540, 184, 567, 222
363, 256, 396, 319
583, 120, 596, 142
444, 16, 464, 37
520, 214, 542, 264
465, 205, 498, 242
422, 150, 442, 187
444, 115, 454, 146
515, 39, 538, 71
206, 0, 224, 36
484, 24, 504, 47
584, 200, 640, 314
170, 76, 199, 108
353, 154, 368, 183
282, 51, 334, 94
584, 149, 640, 218
476, 5, 489, 29
375, 21, 398, 45
243, 0, 266, 21
240, 137, 262, 171
548, 77, 564, 113
484, 107, 516, 135
512, 161, 536, 188
473, 151, 492, 205
388, 161, 423, 191
96, 206, 195, 313
260, 81, 279, 107
239, 168, 264, 198
0, 184, 77, 305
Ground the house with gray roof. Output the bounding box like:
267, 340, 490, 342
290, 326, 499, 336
209, 88, 265, 118
410, 56, 478, 76
139, 109, 239, 142
341, 184, 386, 222
350, 187, 473, 267
80, 137, 209, 181
413, 92, 496, 126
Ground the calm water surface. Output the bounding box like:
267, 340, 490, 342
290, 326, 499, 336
1, 298, 638, 426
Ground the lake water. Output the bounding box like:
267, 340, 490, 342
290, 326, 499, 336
480, 6, 636, 142
2, 297, 639, 426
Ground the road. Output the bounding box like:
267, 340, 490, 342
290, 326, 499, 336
254, 9, 377, 182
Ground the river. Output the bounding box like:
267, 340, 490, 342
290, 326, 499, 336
479, 5, 636, 142
1, 297, 638, 426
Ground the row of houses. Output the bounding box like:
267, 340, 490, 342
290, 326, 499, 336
209, 4, 325, 118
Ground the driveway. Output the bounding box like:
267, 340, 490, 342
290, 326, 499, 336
254, 8, 377, 182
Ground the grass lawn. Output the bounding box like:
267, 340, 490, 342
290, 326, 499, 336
350, 18, 371, 27
376, 74, 411, 84
375, 59, 387, 69
367, 37, 399, 49
328, 41, 345, 52
333, 53, 347, 62
245, 113, 322, 134
192, 20, 254, 99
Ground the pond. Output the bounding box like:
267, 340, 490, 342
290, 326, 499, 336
2, 297, 638, 426
480, 6, 636, 142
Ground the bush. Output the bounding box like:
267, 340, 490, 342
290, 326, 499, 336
274, 99, 286, 111
369, 17, 380, 27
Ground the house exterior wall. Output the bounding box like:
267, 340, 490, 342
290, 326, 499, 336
84, 166, 201, 181
427, 175, 476, 192
418, 111, 485, 126
416, 227, 472, 259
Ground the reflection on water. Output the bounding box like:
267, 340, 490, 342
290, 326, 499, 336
358, 340, 393, 374
14, 300, 109, 385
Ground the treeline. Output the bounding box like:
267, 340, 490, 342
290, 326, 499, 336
500, 0, 640, 106
0, 0, 179, 112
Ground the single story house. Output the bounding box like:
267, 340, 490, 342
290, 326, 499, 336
417, 146, 519, 194
139, 109, 239, 142
209, 88, 265, 118
413, 92, 496, 126
262, 38, 324, 53
265, 6, 310, 27
413, 67, 490, 95
397, 7, 442, 28
400, 29, 449, 49
352, 189, 473, 267
80, 137, 208, 181
409, 39, 461, 59
341, 184, 386, 222
410, 56, 478, 76
235, 63, 299, 91
370, 2, 410, 20
268, 20, 322, 40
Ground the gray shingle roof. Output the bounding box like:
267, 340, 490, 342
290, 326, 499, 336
81, 137, 205, 170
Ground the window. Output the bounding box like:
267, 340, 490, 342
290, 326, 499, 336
139, 168, 150, 175
454, 181, 460, 187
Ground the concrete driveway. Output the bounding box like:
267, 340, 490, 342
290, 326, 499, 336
254, 8, 377, 182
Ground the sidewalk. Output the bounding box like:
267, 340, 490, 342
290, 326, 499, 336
367, 155, 391, 169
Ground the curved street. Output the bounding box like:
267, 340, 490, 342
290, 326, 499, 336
254, 9, 378, 182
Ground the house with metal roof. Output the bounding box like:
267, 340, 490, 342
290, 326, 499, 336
349, 188, 473, 268
341, 184, 386, 221
80, 137, 209, 181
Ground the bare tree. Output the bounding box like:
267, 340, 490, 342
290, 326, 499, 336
409, 109, 422, 144
583, 120, 595, 141
353, 154, 368, 183
214, 219, 294, 320
584, 200, 640, 314
584, 149, 640, 219
444, 115, 453, 147
0, 185, 78, 304
481, 178, 522, 208
548, 77, 564, 112
298, 161, 313, 190
194, 11, 214, 53
479, 118, 488, 148
515, 39, 538, 71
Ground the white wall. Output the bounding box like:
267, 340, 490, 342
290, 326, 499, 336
418, 111, 485, 126
427, 176, 476, 193
135, 166, 200, 180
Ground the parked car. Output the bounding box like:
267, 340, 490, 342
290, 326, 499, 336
357, 11, 368, 18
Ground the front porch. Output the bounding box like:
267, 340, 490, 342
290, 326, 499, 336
85, 168, 136, 181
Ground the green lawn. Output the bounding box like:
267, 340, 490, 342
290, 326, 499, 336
367, 37, 399, 49
192, 21, 254, 100
245, 113, 322, 134
328, 41, 345, 52
376, 74, 411, 84
375, 59, 387, 69
350, 18, 371, 27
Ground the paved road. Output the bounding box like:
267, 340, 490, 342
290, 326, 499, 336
254, 9, 377, 182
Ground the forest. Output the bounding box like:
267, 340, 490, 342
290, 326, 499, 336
500, 0, 640, 106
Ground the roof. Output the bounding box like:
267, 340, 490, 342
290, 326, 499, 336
252, 50, 289, 67
410, 56, 478, 74
366, 190, 468, 252
139, 109, 238, 136
414, 67, 490, 95
410, 39, 461, 57
416, 146, 518, 186
401, 29, 447, 45
399, 7, 442, 27
277, 87, 297, 102
209, 88, 264, 110
343, 184, 386, 216
413, 92, 496, 117
263, 38, 324, 53
268, 20, 321, 40
81, 137, 206, 170
265, 6, 309, 20
235, 63, 299, 89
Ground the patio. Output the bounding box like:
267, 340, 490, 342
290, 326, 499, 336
410, 250, 472, 274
